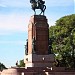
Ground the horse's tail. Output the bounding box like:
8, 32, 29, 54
42, 5, 46, 15
39, 5, 46, 15
43, 5, 46, 11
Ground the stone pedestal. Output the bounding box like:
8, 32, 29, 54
24, 54, 54, 68
28, 15, 49, 55
24, 15, 54, 68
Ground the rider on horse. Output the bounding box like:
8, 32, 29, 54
38, 0, 45, 5
37, 0, 45, 7
30, 0, 46, 15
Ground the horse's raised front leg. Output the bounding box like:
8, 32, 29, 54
43, 11, 44, 15
34, 9, 36, 15
39, 10, 42, 15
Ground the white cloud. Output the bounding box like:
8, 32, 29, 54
0, 0, 73, 8
0, 0, 30, 8
0, 32, 11, 35
0, 4, 7, 7
46, 0, 74, 7
0, 13, 30, 33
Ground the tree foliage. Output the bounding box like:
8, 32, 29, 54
0, 62, 7, 71
16, 59, 25, 67
49, 14, 75, 68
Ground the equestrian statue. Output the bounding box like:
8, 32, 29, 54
30, 0, 46, 15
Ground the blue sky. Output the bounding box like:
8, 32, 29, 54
0, 0, 74, 68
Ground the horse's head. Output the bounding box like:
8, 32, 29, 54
30, 0, 36, 4
30, 0, 37, 9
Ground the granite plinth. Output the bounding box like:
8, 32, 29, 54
24, 54, 54, 68
28, 15, 49, 55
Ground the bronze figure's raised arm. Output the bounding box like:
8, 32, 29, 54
30, 0, 46, 15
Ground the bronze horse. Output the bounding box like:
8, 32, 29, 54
30, 0, 46, 15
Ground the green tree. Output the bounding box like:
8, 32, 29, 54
16, 59, 25, 67
49, 14, 75, 68
0, 62, 7, 71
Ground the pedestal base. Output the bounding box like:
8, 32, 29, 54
24, 54, 54, 68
